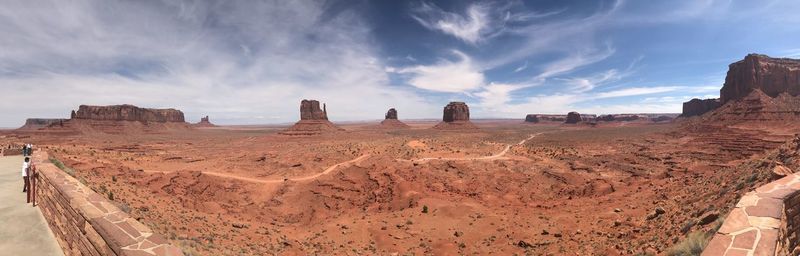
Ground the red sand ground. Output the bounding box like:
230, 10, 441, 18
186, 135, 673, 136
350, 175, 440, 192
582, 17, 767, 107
1, 119, 796, 255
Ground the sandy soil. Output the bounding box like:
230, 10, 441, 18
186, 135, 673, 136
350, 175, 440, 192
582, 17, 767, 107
1, 119, 796, 255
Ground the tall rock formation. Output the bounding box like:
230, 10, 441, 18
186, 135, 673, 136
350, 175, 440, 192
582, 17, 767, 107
380, 108, 410, 129
720, 54, 800, 104
565, 112, 582, 124
433, 102, 478, 130
194, 116, 216, 127
281, 100, 344, 135
681, 99, 721, 117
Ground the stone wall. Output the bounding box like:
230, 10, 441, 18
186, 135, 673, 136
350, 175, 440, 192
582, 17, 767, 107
32, 151, 183, 256
702, 173, 800, 255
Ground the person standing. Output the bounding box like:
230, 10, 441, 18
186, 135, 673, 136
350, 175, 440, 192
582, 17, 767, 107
22, 157, 30, 193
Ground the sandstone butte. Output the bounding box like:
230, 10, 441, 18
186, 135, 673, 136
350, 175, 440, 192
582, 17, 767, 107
379, 108, 410, 128
280, 99, 344, 135
565, 111, 582, 124
432, 101, 478, 130
194, 116, 217, 127
682, 54, 800, 118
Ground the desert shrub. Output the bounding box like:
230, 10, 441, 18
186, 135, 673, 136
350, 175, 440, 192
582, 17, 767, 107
422, 205, 429, 214
108, 191, 114, 201
666, 230, 711, 256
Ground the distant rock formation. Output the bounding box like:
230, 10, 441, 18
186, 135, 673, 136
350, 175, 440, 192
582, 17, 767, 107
281, 99, 344, 135
385, 108, 398, 120
41, 104, 190, 134
17, 118, 67, 130
194, 116, 216, 127
524, 114, 539, 123
433, 102, 478, 130
597, 114, 642, 122
565, 112, 582, 124
300, 99, 329, 120
379, 108, 410, 129
681, 98, 721, 117
73, 104, 185, 123
720, 54, 800, 104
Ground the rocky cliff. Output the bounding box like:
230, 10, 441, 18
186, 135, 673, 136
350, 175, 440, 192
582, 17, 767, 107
281, 100, 343, 135
299, 100, 328, 120
525, 114, 539, 123
380, 108, 409, 128
18, 118, 68, 130
73, 104, 185, 123
385, 108, 398, 120
434, 102, 478, 130
720, 54, 800, 104
681, 98, 721, 117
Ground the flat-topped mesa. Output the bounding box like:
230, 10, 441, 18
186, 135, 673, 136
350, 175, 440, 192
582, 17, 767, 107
597, 114, 642, 122
525, 114, 539, 123
281, 99, 343, 135
433, 102, 478, 130
18, 118, 68, 130
73, 104, 185, 123
681, 98, 721, 117
380, 108, 410, 128
300, 99, 328, 120
720, 54, 800, 104
565, 111, 582, 124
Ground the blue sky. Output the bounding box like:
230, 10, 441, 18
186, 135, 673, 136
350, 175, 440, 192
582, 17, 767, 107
1, 0, 799, 126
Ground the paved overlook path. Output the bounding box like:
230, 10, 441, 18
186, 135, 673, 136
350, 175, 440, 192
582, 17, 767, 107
0, 156, 63, 256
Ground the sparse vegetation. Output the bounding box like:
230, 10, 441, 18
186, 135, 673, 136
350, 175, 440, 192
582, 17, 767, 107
422, 205, 428, 214
108, 191, 114, 201
666, 230, 711, 256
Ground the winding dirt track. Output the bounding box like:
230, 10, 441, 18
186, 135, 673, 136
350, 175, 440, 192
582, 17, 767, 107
143, 133, 540, 184
406, 133, 541, 163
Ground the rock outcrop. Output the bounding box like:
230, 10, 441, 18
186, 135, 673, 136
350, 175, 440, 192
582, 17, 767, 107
597, 114, 642, 122
720, 54, 800, 104
43, 105, 190, 134
704, 89, 800, 122
379, 108, 410, 129
73, 104, 185, 123
681, 98, 721, 117
194, 116, 216, 127
17, 118, 67, 130
281, 100, 344, 135
565, 112, 582, 124
433, 102, 478, 130
524, 114, 539, 123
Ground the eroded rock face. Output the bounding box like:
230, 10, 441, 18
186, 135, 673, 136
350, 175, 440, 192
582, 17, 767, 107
385, 108, 398, 120
434, 102, 477, 130
18, 118, 67, 130
597, 114, 641, 122
300, 100, 328, 120
720, 54, 800, 104
565, 112, 582, 124
195, 116, 216, 127
681, 98, 721, 117
525, 114, 539, 123
73, 104, 185, 122
282, 100, 343, 135
442, 102, 470, 122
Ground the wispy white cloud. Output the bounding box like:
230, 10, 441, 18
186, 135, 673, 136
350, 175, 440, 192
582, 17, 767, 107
388, 50, 484, 93
0, 0, 439, 126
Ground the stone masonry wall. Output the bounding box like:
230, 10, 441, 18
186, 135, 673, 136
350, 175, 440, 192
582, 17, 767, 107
702, 173, 800, 255
32, 151, 183, 256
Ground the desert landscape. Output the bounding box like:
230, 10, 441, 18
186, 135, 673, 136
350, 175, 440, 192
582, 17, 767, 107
2, 54, 800, 255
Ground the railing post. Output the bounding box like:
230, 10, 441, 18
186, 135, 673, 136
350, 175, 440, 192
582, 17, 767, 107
31, 163, 36, 207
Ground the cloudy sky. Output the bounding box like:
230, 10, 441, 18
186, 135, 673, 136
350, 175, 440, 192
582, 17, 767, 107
1, 0, 799, 127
